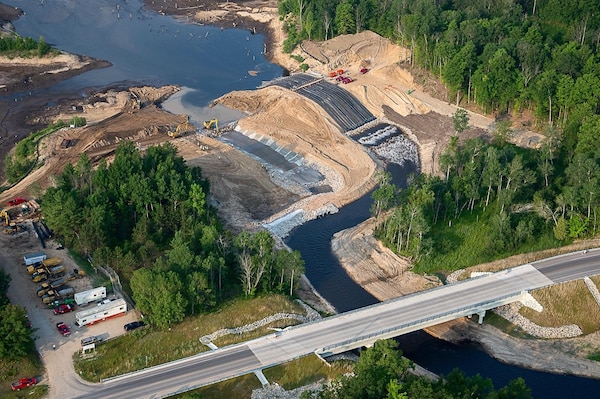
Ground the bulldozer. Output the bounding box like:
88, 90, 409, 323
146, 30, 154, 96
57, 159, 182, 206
168, 117, 195, 138
203, 119, 219, 134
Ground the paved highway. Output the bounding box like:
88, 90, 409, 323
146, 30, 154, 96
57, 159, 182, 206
532, 248, 600, 282
71, 254, 600, 399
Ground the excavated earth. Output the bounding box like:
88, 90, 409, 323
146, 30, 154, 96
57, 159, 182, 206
0, 1, 598, 393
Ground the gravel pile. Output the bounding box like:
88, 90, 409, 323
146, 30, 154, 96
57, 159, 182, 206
371, 133, 420, 167
251, 382, 323, 399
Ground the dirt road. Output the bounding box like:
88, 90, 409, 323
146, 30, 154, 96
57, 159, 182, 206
0, 230, 140, 399
1, 0, 590, 392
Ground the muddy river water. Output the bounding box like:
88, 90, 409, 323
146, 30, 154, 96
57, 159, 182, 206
7, 0, 600, 397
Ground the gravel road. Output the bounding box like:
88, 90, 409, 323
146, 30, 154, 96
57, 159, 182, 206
0, 228, 140, 399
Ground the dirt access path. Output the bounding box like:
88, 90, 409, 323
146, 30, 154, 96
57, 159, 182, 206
1, 0, 593, 392
0, 230, 140, 399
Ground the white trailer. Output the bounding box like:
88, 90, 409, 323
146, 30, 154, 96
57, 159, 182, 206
74, 298, 127, 327
74, 287, 107, 306
23, 251, 47, 266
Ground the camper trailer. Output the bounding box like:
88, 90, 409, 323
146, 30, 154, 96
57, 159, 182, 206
74, 298, 127, 327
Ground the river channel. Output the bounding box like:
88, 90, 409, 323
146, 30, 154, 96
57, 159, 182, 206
7, 0, 600, 397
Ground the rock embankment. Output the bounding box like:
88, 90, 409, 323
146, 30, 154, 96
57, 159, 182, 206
200, 300, 321, 345
495, 303, 583, 339
448, 269, 584, 339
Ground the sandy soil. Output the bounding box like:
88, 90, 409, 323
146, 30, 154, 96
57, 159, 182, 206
332, 216, 600, 378
0, 0, 596, 394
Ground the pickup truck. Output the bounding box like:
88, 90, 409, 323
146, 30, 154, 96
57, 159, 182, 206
11, 377, 36, 391
81, 335, 103, 346
56, 322, 71, 336
53, 303, 75, 315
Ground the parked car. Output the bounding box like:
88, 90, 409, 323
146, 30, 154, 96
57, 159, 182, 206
53, 303, 75, 315
97, 298, 112, 306
124, 321, 145, 331
81, 335, 103, 346
56, 321, 71, 336
11, 377, 36, 391
7, 197, 27, 206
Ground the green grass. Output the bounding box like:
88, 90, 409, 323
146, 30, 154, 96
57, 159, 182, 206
0, 352, 46, 399
588, 352, 600, 361
0, 384, 48, 399
263, 354, 352, 390
414, 207, 561, 274
169, 355, 353, 399
520, 280, 600, 334
74, 295, 307, 381
478, 312, 535, 339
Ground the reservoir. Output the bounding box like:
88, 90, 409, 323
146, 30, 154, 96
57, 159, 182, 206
7, 0, 600, 397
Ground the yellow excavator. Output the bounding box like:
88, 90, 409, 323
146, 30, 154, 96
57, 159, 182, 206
203, 119, 219, 134
0, 210, 9, 226
168, 117, 195, 138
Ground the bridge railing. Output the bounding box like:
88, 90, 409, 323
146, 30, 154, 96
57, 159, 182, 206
319, 290, 524, 353
295, 270, 501, 333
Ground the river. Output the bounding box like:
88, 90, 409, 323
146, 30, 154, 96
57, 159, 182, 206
7, 0, 600, 397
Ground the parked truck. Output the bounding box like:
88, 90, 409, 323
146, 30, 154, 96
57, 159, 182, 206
65, 269, 86, 281
27, 257, 62, 274
27, 265, 44, 275
74, 286, 106, 306
41, 287, 75, 304
75, 298, 127, 326
23, 252, 46, 266
31, 272, 49, 283
31, 265, 66, 282
41, 256, 62, 268
46, 297, 75, 309
36, 278, 67, 297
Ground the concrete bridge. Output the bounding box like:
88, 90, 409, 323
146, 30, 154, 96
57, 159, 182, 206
76, 262, 569, 399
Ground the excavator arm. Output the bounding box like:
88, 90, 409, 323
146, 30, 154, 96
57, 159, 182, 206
203, 119, 218, 132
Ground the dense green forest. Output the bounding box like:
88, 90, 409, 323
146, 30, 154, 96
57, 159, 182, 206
276, 0, 600, 270
278, 0, 600, 127
0, 268, 37, 364
304, 339, 531, 399
41, 142, 304, 327
0, 35, 51, 57
370, 122, 599, 272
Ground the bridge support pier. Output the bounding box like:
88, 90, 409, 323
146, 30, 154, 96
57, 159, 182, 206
477, 310, 486, 324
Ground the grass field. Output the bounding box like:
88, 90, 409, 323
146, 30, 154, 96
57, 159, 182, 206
520, 280, 600, 334
170, 355, 353, 398
74, 295, 307, 381
0, 353, 47, 399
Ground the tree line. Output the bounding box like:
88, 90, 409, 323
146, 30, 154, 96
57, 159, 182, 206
0, 35, 51, 57
308, 339, 531, 399
41, 142, 304, 328
372, 110, 600, 271
278, 0, 600, 134
0, 268, 36, 362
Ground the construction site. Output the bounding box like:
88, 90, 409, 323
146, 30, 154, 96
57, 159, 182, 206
1, 197, 42, 236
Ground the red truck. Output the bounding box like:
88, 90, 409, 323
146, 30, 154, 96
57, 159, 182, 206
7, 197, 27, 206
56, 321, 71, 336
11, 377, 36, 391
54, 303, 75, 315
